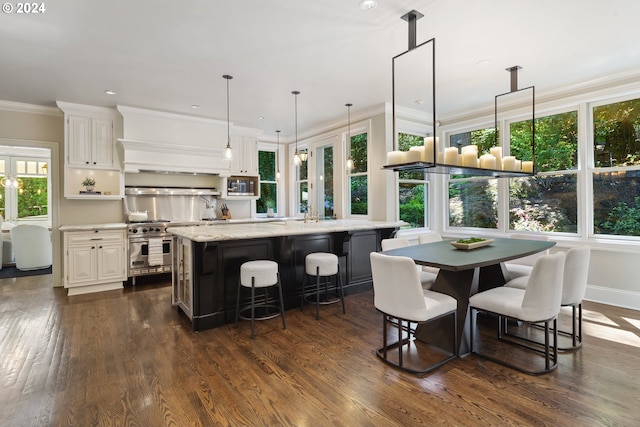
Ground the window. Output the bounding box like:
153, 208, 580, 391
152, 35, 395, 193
257, 150, 277, 214
509, 111, 579, 233
448, 127, 498, 229
0, 156, 49, 222
592, 97, 640, 236
348, 132, 368, 215
398, 133, 427, 228
295, 150, 309, 215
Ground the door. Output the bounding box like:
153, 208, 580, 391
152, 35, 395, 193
309, 139, 335, 219
67, 244, 97, 284
97, 242, 125, 281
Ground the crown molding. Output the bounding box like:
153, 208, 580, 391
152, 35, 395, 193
0, 100, 62, 116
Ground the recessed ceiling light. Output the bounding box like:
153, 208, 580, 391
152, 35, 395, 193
258, 116, 265, 120
360, 0, 377, 10
104, 90, 116, 95
415, 99, 425, 105
191, 105, 200, 109
476, 59, 491, 66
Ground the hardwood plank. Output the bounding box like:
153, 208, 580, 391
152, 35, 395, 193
1, 274, 640, 426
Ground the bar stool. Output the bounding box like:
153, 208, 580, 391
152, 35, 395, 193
235, 260, 286, 339
301, 252, 346, 320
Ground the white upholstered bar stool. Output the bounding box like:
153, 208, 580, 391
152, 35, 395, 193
235, 260, 286, 339
381, 238, 436, 289
301, 252, 345, 320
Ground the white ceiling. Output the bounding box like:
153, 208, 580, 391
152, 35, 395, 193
1, 0, 639, 140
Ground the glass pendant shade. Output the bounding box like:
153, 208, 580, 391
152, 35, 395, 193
223, 74, 233, 160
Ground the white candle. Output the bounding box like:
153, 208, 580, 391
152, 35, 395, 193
522, 161, 534, 173
444, 147, 458, 165
405, 149, 422, 163
490, 147, 503, 168
462, 151, 478, 167
502, 156, 516, 171
387, 151, 405, 165
437, 151, 444, 164
515, 160, 522, 171
409, 146, 425, 161
480, 154, 497, 169
461, 145, 478, 154
424, 137, 435, 163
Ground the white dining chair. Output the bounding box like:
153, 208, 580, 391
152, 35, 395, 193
381, 238, 436, 289
10, 224, 52, 271
505, 246, 590, 350
469, 252, 566, 375
504, 233, 550, 280
417, 232, 443, 275
370, 252, 457, 374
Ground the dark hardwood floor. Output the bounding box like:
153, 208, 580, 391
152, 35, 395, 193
1, 274, 639, 426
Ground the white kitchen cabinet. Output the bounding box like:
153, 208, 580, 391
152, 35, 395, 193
63, 228, 127, 295
230, 136, 258, 175
66, 114, 115, 168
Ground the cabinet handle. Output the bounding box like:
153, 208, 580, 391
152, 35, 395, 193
90, 238, 103, 241
91, 246, 95, 249
99, 246, 102, 249
86, 161, 89, 164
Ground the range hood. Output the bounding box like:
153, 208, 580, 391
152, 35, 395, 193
117, 105, 233, 176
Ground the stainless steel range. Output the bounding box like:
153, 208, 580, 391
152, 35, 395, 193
128, 221, 173, 283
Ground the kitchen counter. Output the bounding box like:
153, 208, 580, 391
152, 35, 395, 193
170, 219, 402, 331
167, 219, 405, 242
60, 223, 127, 232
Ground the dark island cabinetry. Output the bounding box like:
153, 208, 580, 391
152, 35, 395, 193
173, 226, 397, 331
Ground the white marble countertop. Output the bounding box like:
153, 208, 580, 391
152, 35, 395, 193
167, 219, 405, 242
59, 223, 128, 232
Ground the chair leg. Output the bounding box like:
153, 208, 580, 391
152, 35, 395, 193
382, 314, 388, 360
235, 277, 242, 326
338, 265, 346, 314
315, 266, 320, 320
250, 280, 256, 339
397, 318, 403, 368
277, 272, 286, 330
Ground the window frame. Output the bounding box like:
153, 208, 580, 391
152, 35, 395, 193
346, 124, 369, 218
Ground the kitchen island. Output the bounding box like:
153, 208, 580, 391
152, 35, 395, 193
167, 220, 402, 331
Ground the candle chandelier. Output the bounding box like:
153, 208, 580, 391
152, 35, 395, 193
383, 10, 534, 178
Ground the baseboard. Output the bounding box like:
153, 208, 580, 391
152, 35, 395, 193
66, 282, 123, 296
585, 284, 640, 311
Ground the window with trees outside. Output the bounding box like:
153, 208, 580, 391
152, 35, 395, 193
296, 150, 309, 215
509, 110, 578, 233
348, 132, 368, 215
398, 133, 427, 228
592, 97, 640, 237
257, 150, 276, 215
448, 128, 499, 229
0, 156, 49, 222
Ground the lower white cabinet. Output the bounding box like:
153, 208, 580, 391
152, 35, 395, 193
63, 228, 127, 295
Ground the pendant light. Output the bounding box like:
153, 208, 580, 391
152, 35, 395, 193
345, 103, 354, 171
223, 74, 233, 160
275, 130, 281, 180
292, 90, 301, 166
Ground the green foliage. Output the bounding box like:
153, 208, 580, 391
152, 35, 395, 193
81, 177, 95, 186
18, 178, 48, 218
399, 183, 424, 227
598, 196, 640, 236
350, 175, 367, 215
593, 99, 640, 167
350, 133, 367, 174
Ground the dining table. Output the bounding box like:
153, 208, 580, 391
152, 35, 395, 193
381, 237, 556, 356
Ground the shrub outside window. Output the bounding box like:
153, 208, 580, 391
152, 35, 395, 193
398, 133, 427, 228
348, 133, 368, 215
257, 150, 276, 214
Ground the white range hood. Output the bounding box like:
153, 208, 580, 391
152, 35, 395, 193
117, 105, 233, 176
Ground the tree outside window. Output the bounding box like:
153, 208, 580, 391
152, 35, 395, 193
398, 133, 426, 228
349, 133, 367, 215
593, 97, 640, 236
257, 150, 276, 214
509, 111, 578, 233
448, 128, 498, 229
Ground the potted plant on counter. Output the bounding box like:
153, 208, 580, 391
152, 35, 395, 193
81, 177, 96, 192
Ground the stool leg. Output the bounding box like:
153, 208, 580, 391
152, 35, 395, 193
315, 266, 320, 320
300, 271, 306, 311
235, 277, 242, 326
250, 278, 256, 339
338, 265, 345, 314
277, 272, 286, 330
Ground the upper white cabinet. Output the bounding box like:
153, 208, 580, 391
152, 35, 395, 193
58, 102, 124, 199
61, 105, 117, 168
230, 136, 258, 175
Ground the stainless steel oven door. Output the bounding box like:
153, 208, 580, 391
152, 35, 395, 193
129, 238, 173, 277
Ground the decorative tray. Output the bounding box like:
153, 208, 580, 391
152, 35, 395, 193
450, 238, 494, 250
